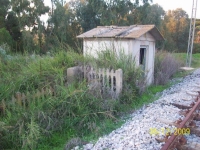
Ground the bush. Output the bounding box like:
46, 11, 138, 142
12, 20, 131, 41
154, 51, 182, 85
0, 28, 13, 47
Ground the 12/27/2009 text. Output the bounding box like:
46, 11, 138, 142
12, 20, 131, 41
149, 127, 190, 135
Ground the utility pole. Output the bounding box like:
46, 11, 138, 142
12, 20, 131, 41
186, 0, 198, 67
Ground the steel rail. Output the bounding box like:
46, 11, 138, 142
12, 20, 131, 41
161, 96, 200, 150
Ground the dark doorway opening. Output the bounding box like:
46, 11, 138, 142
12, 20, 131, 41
139, 48, 146, 65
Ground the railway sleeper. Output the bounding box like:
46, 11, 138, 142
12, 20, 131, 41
171, 103, 192, 109
193, 84, 200, 88
159, 93, 200, 150
180, 111, 200, 118
190, 127, 200, 136
194, 113, 200, 121
177, 142, 200, 150
163, 136, 200, 150
156, 118, 178, 126
186, 91, 199, 97
156, 118, 195, 127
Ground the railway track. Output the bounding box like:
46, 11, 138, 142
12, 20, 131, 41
74, 70, 200, 150
156, 85, 200, 150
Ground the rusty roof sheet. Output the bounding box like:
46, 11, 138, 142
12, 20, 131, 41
77, 25, 164, 40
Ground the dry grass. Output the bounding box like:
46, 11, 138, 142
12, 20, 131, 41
154, 51, 183, 85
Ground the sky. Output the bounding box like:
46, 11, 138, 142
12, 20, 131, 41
152, 0, 200, 18
42, 0, 200, 19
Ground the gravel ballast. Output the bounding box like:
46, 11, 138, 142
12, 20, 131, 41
75, 69, 200, 150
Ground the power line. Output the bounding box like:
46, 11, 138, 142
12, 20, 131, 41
186, 0, 198, 67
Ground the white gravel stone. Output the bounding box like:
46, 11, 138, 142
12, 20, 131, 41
74, 146, 80, 150
78, 69, 200, 150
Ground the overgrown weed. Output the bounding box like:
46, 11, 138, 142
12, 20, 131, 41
154, 51, 183, 85
0, 47, 188, 149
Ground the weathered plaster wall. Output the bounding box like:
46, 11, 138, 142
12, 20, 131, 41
83, 32, 156, 85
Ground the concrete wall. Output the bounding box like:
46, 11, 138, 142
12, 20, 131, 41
83, 32, 156, 85
136, 33, 155, 85
83, 38, 131, 57
67, 66, 123, 98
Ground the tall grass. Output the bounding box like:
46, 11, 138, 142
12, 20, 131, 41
0, 47, 143, 149
0, 50, 83, 96
0, 49, 89, 149
84, 49, 145, 100
173, 53, 200, 68
0, 47, 185, 149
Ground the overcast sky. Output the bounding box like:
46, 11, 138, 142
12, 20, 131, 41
42, 0, 200, 20
152, 0, 199, 18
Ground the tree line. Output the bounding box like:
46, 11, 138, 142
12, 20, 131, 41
0, 0, 200, 54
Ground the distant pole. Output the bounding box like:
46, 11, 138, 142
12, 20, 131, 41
186, 0, 198, 67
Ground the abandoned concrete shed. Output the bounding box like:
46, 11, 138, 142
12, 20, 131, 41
77, 25, 164, 85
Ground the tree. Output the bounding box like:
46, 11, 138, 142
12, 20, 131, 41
0, 28, 12, 46
74, 0, 153, 31
161, 9, 189, 51
46, 1, 82, 51
0, 0, 22, 51
98, 0, 133, 25
75, 0, 103, 32
0, 0, 10, 28
133, 3, 165, 28
7, 0, 50, 53
6, 11, 21, 41
11, 0, 50, 30
50, 2, 69, 43
5, 11, 22, 52
195, 19, 200, 43
144, 4, 165, 27
192, 19, 200, 53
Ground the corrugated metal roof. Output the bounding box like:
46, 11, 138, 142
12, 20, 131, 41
77, 25, 164, 40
